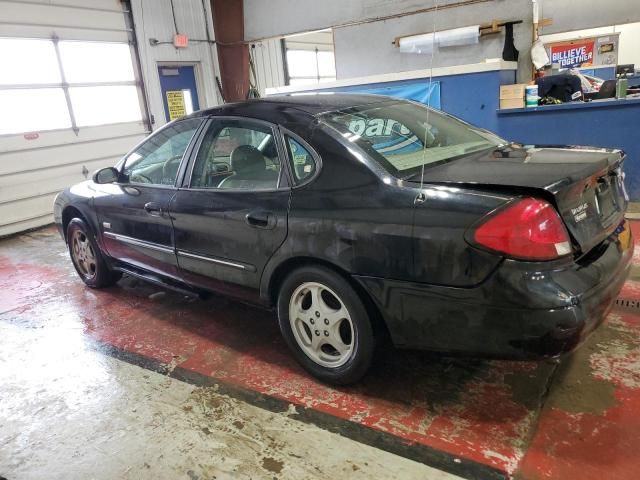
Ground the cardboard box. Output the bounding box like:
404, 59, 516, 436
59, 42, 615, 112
500, 83, 526, 99
500, 97, 525, 109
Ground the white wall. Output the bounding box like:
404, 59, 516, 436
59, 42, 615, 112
245, 0, 534, 82
333, 3, 532, 80
616, 23, 640, 68
244, 0, 640, 87
131, 0, 222, 130
538, 0, 640, 35
244, 0, 497, 41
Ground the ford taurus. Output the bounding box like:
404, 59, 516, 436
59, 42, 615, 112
54, 94, 633, 384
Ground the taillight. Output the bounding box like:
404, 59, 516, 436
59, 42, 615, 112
470, 197, 572, 260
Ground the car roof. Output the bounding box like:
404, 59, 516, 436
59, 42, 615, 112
191, 93, 395, 120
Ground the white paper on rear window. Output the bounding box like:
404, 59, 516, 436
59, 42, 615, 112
383, 141, 494, 170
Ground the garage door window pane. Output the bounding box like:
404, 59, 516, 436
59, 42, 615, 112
286, 50, 318, 78
59, 41, 135, 83
0, 88, 71, 135
69, 85, 142, 127
317, 51, 336, 77
0, 39, 60, 85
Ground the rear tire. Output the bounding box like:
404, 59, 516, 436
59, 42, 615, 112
277, 265, 375, 385
67, 218, 121, 288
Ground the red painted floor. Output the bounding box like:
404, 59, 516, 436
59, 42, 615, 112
517, 309, 640, 480
2, 222, 640, 479
516, 221, 640, 480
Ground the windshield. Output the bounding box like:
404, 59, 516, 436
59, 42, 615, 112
320, 101, 505, 179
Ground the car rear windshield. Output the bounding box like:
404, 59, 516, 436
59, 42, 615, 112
320, 101, 505, 180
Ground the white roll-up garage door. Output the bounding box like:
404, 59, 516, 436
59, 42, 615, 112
0, 0, 150, 236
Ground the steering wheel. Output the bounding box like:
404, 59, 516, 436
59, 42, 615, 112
162, 154, 183, 182
130, 173, 153, 184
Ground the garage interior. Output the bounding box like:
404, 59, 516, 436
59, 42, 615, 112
1, 1, 639, 479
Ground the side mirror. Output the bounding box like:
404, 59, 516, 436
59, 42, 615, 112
93, 167, 120, 184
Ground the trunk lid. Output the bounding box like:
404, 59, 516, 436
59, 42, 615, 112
411, 145, 628, 255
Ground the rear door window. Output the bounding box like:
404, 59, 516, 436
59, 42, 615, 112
285, 136, 317, 184
189, 119, 283, 190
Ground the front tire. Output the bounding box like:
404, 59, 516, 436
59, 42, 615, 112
67, 218, 121, 288
277, 266, 375, 385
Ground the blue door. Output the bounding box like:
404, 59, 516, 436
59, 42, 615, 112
158, 65, 201, 122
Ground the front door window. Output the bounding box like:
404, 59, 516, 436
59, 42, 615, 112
122, 118, 201, 186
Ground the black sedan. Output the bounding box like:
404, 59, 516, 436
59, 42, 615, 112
54, 94, 633, 384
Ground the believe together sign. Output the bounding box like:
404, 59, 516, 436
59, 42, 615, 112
549, 40, 595, 68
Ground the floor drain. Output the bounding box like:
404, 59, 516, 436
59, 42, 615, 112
615, 298, 640, 309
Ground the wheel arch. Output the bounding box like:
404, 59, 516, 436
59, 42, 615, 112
61, 206, 88, 242
264, 256, 392, 343
61, 204, 102, 246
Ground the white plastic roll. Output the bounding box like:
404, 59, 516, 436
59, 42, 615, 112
398, 32, 436, 54
436, 25, 480, 48
398, 26, 479, 55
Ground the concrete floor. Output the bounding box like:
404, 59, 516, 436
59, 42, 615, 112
1, 224, 640, 480
1, 322, 459, 480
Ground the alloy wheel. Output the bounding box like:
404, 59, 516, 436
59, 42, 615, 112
288, 282, 355, 368
71, 230, 97, 280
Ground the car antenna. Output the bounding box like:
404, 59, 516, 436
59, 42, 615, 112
417, 1, 438, 203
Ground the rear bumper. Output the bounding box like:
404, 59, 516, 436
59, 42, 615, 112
356, 220, 633, 358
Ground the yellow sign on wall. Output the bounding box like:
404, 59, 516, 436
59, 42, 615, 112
166, 90, 186, 121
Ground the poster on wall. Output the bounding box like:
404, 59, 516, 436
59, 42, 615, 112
166, 91, 186, 121
548, 39, 595, 68
597, 37, 617, 65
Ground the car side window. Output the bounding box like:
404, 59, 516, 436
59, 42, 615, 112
285, 135, 316, 183
122, 118, 201, 186
190, 120, 282, 190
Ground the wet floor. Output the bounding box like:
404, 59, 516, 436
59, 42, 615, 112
1, 225, 640, 479
1, 320, 461, 480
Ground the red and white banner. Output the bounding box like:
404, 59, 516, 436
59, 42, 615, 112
549, 40, 595, 68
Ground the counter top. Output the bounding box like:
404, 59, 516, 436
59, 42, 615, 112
497, 96, 640, 114
266, 60, 517, 95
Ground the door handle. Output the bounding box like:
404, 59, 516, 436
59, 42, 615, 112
144, 202, 164, 217
245, 211, 275, 229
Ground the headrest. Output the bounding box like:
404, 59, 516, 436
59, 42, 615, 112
230, 145, 266, 174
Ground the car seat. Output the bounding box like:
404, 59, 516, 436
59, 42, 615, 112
218, 145, 278, 189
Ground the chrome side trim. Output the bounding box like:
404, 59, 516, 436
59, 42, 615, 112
177, 250, 247, 270
103, 231, 174, 254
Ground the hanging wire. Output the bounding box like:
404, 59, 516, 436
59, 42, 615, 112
247, 45, 261, 99
419, 1, 439, 193
169, 0, 179, 35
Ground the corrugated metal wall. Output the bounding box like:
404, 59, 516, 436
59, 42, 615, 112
131, 0, 221, 129
250, 39, 286, 96
0, 0, 148, 236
